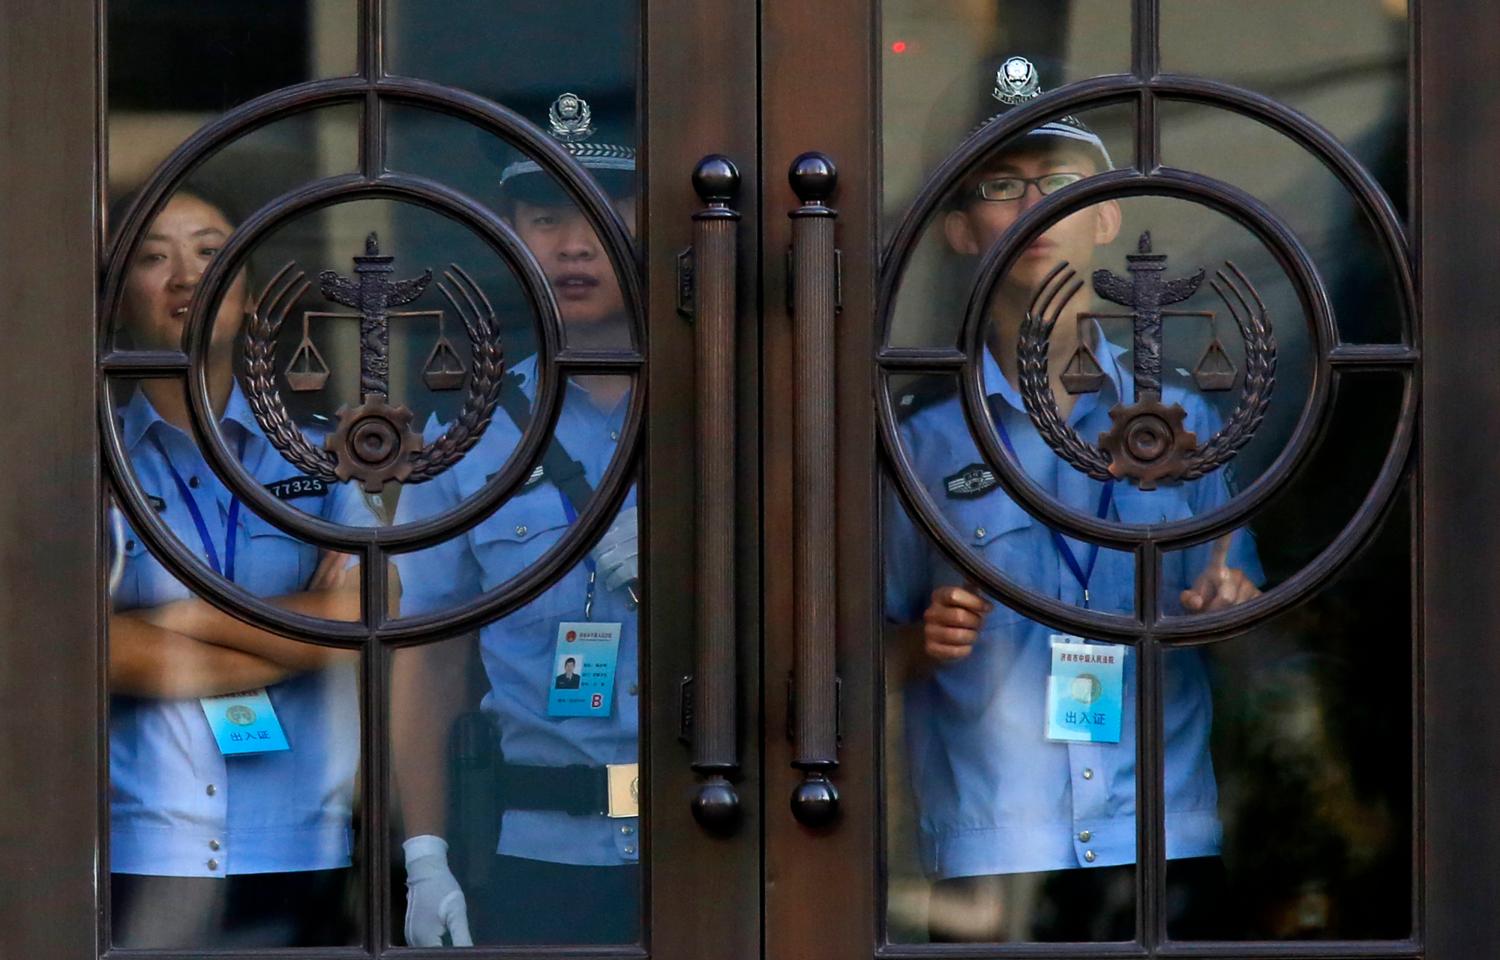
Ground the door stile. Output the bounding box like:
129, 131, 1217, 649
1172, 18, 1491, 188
0, 0, 101, 957
644, 0, 763, 957
1421, 1, 1500, 956
761, 1, 879, 958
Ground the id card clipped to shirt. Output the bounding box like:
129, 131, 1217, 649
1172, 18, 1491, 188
199, 688, 291, 755
546, 621, 622, 718
1045, 637, 1124, 743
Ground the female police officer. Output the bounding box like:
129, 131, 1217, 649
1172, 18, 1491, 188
886, 59, 1263, 941
109, 189, 366, 948
392, 93, 641, 947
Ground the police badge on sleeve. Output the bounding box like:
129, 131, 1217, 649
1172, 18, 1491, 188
944, 463, 999, 499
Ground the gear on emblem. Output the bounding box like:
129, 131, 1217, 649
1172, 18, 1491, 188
1098, 390, 1197, 490
327, 394, 423, 491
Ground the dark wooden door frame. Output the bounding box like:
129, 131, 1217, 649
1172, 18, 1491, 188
759, 0, 1500, 957
0, 0, 765, 956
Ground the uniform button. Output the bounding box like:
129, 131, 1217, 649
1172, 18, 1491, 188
515, 524, 528, 537
1084, 850, 1096, 863
623, 843, 637, 855
628, 683, 639, 696
188, 476, 201, 489
209, 839, 221, 851
207, 858, 219, 871
620, 825, 635, 836
1082, 768, 1094, 780
974, 527, 987, 539
610, 430, 619, 441
125, 540, 136, 552
206, 784, 217, 797
1078, 830, 1092, 842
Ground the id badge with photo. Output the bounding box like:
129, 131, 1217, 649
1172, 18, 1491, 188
199, 688, 291, 755
1045, 636, 1125, 744
546, 621, 623, 718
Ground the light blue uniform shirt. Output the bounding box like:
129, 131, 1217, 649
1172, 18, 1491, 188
394, 356, 639, 867
110, 386, 364, 878
886, 336, 1262, 880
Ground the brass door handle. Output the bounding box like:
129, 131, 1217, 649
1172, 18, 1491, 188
787, 152, 841, 828
688, 155, 743, 835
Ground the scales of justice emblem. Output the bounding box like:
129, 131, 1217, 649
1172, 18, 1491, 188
241, 233, 506, 492
1017, 232, 1277, 490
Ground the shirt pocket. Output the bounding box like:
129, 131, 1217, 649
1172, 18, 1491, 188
239, 512, 316, 596
1111, 484, 1192, 526
467, 482, 578, 627
940, 493, 1034, 626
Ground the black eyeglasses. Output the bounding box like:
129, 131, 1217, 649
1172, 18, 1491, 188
976, 171, 1086, 202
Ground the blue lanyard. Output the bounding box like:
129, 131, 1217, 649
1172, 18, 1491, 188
990, 399, 1115, 609
556, 489, 598, 620
149, 431, 249, 582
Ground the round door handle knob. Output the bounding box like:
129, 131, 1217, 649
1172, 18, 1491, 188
790, 771, 840, 827
692, 155, 741, 205
788, 152, 837, 205
691, 777, 741, 835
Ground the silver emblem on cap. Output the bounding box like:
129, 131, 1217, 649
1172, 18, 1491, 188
993, 55, 1042, 105
548, 92, 594, 143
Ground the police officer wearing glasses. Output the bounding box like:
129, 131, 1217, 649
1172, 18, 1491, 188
885, 57, 1264, 941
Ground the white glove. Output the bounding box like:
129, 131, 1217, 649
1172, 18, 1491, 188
590, 506, 639, 593
403, 835, 473, 947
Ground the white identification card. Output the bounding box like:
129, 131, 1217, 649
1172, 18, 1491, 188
199, 688, 291, 755
546, 621, 623, 718
1045, 636, 1125, 744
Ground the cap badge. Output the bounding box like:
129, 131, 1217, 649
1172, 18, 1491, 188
548, 92, 594, 143
993, 56, 1042, 105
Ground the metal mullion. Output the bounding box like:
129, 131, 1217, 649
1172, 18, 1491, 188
393, 949, 648, 960
99, 351, 191, 375
1328, 344, 1420, 366
359, 0, 385, 179
874, 944, 1149, 959
1154, 942, 1422, 959
105, 951, 370, 960
1408, 473, 1424, 943
554, 352, 649, 372
876, 348, 968, 371
1136, 540, 1162, 949
1132, 0, 1160, 172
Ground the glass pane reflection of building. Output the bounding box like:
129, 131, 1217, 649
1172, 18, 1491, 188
880, 0, 1411, 945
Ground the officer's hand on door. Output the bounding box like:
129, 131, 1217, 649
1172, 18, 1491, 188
403, 835, 473, 947
1180, 534, 1261, 613
921, 585, 995, 662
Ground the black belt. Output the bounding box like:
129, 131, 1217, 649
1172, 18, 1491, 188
498, 763, 610, 817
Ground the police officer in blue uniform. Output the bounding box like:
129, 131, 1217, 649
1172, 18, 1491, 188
108, 190, 366, 948
393, 92, 641, 947
886, 58, 1264, 941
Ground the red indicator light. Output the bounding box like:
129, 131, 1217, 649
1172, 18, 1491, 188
891, 40, 908, 54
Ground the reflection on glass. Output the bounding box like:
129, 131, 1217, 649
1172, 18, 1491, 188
1161, 371, 1402, 603
881, 0, 1131, 234
106, 192, 368, 950
108, 0, 358, 206
1159, 1, 1408, 344
1161, 0, 1408, 211
1166, 496, 1413, 940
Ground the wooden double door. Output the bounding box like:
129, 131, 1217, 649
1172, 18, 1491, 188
0, 1, 1497, 958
